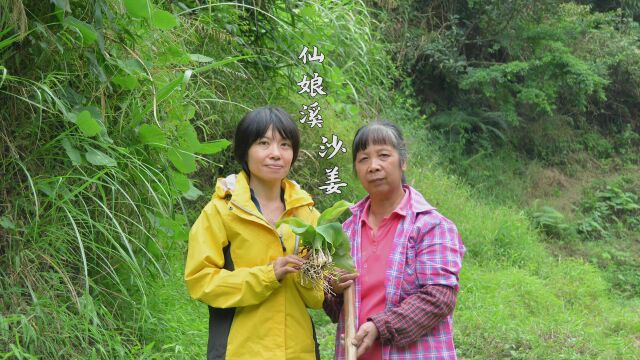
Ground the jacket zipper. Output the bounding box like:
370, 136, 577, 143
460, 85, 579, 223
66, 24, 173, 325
230, 200, 287, 253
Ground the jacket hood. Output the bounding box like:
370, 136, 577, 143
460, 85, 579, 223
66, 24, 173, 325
215, 171, 314, 210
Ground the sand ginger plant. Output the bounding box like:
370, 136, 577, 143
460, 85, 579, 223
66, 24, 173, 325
277, 200, 355, 294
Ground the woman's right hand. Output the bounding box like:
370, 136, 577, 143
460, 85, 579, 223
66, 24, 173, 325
273, 255, 305, 281
331, 268, 359, 295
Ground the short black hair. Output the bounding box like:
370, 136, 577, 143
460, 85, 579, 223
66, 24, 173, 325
352, 120, 408, 183
233, 106, 300, 175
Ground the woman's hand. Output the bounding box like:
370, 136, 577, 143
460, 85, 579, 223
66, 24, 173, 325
352, 321, 379, 357
273, 255, 304, 281
330, 268, 359, 295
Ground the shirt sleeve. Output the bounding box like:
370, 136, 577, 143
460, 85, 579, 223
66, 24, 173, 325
417, 216, 465, 291
184, 200, 281, 308
368, 285, 456, 346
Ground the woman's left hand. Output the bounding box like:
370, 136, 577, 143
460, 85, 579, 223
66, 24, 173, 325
352, 321, 379, 357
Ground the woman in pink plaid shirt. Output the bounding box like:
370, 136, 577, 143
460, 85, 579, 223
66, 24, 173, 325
324, 121, 465, 360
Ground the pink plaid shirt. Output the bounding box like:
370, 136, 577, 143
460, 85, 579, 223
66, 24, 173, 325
332, 185, 465, 360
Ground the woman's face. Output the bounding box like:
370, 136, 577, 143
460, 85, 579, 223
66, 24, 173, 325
354, 142, 406, 196
247, 126, 294, 184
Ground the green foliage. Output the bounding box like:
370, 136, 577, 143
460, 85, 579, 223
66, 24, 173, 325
529, 201, 574, 240
277, 200, 354, 271
379, 0, 640, 171
576, 177, 640, 240
0, 0, 250, 356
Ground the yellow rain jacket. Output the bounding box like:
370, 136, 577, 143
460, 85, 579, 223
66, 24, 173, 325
185, 171, 323, 360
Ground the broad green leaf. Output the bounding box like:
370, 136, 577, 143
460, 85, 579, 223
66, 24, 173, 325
299, 5, 316, 18
184, 105, 196, 120
0, 216, 16, 230
76, 110, 102, 136
176, 121, 200, 152
64, 17, 97, 45
112, 73, 139, 90
333, 254, 355, 272
36, 181, 55, 198
167, 148, 196, 174
158, 45, 190, 65
124, 0, 152, 19
115, 58, 145, 76
189, 54, 214, 63
196, 139, 231, 154
170, 171, 190, 193
277, 218, 316, 245
311, 233, 325, 250
62, 137, 83, 165
317, 200, 353, 226
138, 124, 166, 145
84, 146, 117, 167
52, 0, 71, 12
182, 182, 203, 200
151, 9, 178, 30
315, 223, 345, 246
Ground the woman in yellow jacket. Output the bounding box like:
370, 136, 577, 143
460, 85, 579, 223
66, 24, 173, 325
185, 107, 324, 360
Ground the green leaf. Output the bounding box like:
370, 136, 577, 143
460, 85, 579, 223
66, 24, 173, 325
155, 76, 183, 103
315, 223, 350, 257
0, 216, 16, 230
84, 146, 117, 167
192, 55, 256, 75
115, 59, 145, 76
277, 218, 316, 246
182, 182, 203, 200
52, 0, 71, 12
112, 73, 140, 90
167, 148, 196, 174
176, 121, 200, 152
138, 124, 166, 145
64, 17, 97, 45
333, 253, 355, 272
0, 32, 20, 53
123, 0, 152, 19
76, 110, 102, 136
308, 233, 323, 250
170, 171, 190, 193
189, 54, 214, 63
299, 5, 316, 18
184, 105, 196, 120
196, 139, 231, 154
151, 9, 178, 29
62, 137, 83, 165
317, 200, 353, 226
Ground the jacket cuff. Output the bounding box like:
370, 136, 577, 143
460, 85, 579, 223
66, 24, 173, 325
263, 265, 281, 290
368, 313, 390, 342
294, 272, 315, 288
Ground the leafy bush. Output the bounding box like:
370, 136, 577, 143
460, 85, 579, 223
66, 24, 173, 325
576, 177, 640, 240
529, 201, 575, 240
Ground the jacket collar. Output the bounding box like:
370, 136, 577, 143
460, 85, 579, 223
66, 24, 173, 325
349, 184, 435, 217
215, 171, 314, 211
